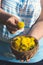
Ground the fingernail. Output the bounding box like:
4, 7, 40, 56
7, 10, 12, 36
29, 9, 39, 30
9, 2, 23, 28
27, 59, 30, 62
21, 60, 24, 62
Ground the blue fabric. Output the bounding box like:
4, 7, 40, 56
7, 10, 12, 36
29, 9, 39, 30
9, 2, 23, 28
0, 38, 43, 63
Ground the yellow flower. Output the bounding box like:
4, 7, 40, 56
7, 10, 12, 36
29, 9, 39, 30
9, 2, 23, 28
19, 46, 28, 52
28, 40, 35, 49
17, 21, 25, 29
26, 37, 31, 44
13, 36, 21, 41
12, 36, 35, 51
12, 37, 21, 50
14, 40, 20, 50
31, 37, 35, 41
21, 37, 29, 47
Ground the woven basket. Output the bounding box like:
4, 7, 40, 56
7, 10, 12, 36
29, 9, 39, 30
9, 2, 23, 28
11, 36, 39, 60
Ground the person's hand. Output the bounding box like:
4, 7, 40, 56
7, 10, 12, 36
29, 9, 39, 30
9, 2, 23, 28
20, 58, 30, 62
20, 21, 43, 62
6, 16, 19, 34
0, 8, 20, 33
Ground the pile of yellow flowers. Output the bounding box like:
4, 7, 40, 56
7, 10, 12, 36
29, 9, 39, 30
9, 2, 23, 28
17, 21, 25, 29
12, 36, 35, 52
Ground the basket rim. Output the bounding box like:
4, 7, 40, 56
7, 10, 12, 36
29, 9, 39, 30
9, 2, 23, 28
11, 35, 39, 53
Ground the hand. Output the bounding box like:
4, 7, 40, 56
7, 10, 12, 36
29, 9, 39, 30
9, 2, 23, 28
0, 8, 20, 33
16, 56, 30, 62
20, 58, 30, 62
20, 21, 43, 62
6, 16, 19, 34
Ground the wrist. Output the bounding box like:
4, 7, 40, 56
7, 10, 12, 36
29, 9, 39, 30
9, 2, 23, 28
29, 34, 39, 40
28, 29, 43, 41
29, 21, 43, 40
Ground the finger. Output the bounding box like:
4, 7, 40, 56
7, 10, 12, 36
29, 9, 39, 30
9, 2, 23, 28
7, 28, 17, 33
14, 16, 19, 22
7, 28, 16, 34
10, 31, 16, 34
7, 20, 16, 27
26, 56, 30, 62
6, 26, 17, 33
20, 60, 24, 62
14, 17, 19, 25
7, 21, 18, 29
7, 25, 18, 31
15, 19, 18, 24
26, 59, 30, 62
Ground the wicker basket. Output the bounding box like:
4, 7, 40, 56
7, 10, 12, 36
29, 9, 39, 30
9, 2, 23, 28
11, 36, 39, 60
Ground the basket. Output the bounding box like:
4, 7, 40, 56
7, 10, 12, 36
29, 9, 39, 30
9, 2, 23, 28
11, 36, 39, 60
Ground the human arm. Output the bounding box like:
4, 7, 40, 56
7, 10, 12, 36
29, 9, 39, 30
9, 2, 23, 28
29, 21, 43, 40
28, 0, 43, 40
20, 0, 43, 62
